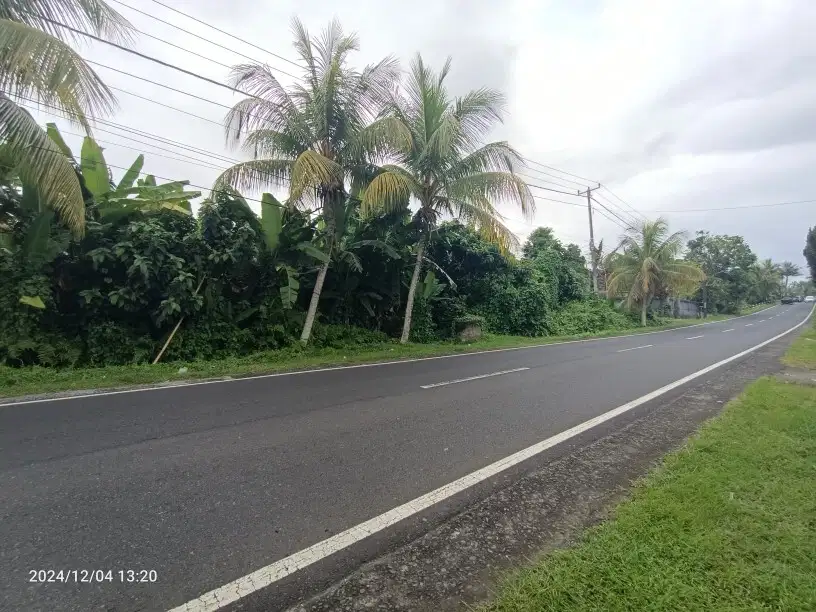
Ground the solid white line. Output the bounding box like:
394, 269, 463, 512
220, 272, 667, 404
686, 335, 704, 340
722, 329, 735, 333
0, 305, 779, 409
616, 344, 653, 353
420, 367, 529, 389
167, 305, 813, 612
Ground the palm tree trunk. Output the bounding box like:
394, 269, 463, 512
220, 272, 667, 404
300, 245, 332, 345
640, 297, 649, 327
400, 235, 427, 344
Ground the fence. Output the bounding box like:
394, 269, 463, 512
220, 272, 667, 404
649, 297, 701, 319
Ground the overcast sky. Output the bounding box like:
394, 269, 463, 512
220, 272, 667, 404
26, 0, 815, 271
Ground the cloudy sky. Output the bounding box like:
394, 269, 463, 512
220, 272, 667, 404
27, 0, 815, 271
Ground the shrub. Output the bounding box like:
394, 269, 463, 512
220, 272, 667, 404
310, 323, 389, 349
85, 322, 155, 366
549, 299, 634, 336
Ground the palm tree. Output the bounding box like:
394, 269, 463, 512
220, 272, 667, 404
607, 218, 704, 326
361, 55, 535, 343
214, 18, 405, 345
753, 258, 782, 302
0, 0, 132, 235
780, 260, 802, 294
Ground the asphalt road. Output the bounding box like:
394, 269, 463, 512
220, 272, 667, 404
0, 304, 808, 612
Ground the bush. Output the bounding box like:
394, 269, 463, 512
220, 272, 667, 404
85, 322, 155, 366
549, 299, 634, 336
310, 323, 389, 349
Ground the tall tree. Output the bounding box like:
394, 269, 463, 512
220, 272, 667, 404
0, 0, 132, 235
608, 218, 704, 326
361, 55, 534, 342
752, 258, 782, 303
214, 18, 404, 344
685, 231, 757, 313
780, 261, 802, 294
804, 227, 816, 284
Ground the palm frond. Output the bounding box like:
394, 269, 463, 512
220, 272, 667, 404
0, 93, 84, 234
454, 197, 519, 254
0, 19, 117, 128
450, 141, 523, 178
0, 0, 133, 43
346, 115, 411, 163
213, 158, 294, 194
360, 167, 418, 217
242, 129, 305, 160
289, 149, 342, 203
453, 87, 506, 150
447, 171, 535, 221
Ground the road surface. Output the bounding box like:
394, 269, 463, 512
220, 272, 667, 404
0, 304, 809, 612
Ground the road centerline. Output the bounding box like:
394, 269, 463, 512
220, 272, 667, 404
745, 323, 754, 327
722, 328, 735, 333
420, 367, 529, 389
686, 335, 704, 340
616, 344, 653, 353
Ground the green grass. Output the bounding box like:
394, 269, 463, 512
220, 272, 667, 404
782, 317, 816, 369
0, 313, 742, 399
739, 302, 777, 316
481, 346, 816, 611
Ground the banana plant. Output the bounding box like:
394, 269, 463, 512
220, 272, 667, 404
46, 123, 201, 219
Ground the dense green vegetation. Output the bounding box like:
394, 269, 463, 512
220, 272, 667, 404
0, 1, 807, 373
482, 336, 816, 612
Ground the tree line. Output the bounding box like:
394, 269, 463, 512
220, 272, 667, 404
0, 1, 808, 368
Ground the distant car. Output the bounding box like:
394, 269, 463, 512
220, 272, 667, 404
795, 296, 804, 302
781, 296, 794, 304
806, 296, 815, 303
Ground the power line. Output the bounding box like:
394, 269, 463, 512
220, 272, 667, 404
37, 15, 269, 97
521, 162, 593, 189
523, 180, 583, 198
532, 194, 586, 208
652, 199, 816, 213
110, 0, 300, 78
597, 187, 647, 221
523, 158, 599, 185
592, 206, 628, 230
592, 197, 634, 228
146, 0, 303, 69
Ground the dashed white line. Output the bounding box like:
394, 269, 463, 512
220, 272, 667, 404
745, 323, 753, 327
168, 305, 815, 612
420, 367, 529, 389
722, 328, 735, 333
758, 320, 766, 323
616, 344, 653, 353
686, 335, 704, 340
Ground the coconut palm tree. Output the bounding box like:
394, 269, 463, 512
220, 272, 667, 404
780, 260, 802, 294
214, 18, 406, 345
0, 0, 132, 235
752, 258, 782, 302
360, 55, 535, 343
607, 218, 704, 326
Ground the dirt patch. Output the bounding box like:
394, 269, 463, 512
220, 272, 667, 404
287, 335, 797, 612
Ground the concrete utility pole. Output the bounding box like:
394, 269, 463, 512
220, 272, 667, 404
578, 183, 602, 293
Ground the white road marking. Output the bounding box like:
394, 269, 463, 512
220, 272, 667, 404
1, 306, 778, 409
168, 305, 814, 612
686, 335, 704, 340
721, 328, 735, 333
759, 320, 766, 323
616, 344, 653, 352
745, 323, 754, 327
420, 367, 529, 389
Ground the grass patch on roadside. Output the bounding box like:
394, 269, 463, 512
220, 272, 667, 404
782, 317, 816, 369
0, 313, 736, 400
481, 353, 816, 610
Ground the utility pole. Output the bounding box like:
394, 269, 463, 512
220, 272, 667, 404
578, 183, 602, 293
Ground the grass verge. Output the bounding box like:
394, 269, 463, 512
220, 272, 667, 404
782, 317, 816, 369
0, 312, 746, 400
481, 332, 816, 611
